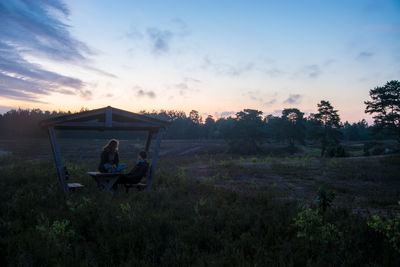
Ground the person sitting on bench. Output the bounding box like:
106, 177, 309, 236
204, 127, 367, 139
98, 139, 126, 173
113, 151, 149, 188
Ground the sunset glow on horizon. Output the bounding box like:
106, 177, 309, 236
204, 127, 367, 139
1, 0, 399, 122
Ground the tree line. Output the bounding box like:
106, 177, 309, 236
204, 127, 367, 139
0, 80, 399, 155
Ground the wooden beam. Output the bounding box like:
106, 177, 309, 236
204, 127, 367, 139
145, 131, 153, 152
112, 108, 171, 126
48, 126, 69, 193
56, 121, 159, 128
147, 130, 163, 189
54, 124, 161, 131
40, 108, 105, 126
105, 106, 112, 127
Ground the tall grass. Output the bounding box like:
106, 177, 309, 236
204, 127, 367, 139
0, 156, 399, 266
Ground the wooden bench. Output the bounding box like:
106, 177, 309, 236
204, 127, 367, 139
64, 167, 84, 191
68, 183, 85, 191
124, 183, 147, 192
87, 171, 147, 192
87, 172, 120, 191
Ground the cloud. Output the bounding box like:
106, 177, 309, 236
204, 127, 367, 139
176, 83, 189, 96
135, 87, 156, 98
183, 77, 201, 83
356, 51, 374, 61
0, 105, 15, 114
0, 0, 95, 101
170, 18, 190, 36
265, 68, 285, 77
363, 2, 385, 14
271, 109, 283, 116
299, 64, 322, 78
263, 98, 276, 106
202, 56, 254, 76
146, 27, 173, 54
126, 25, 144, 40
283, 94, 303, 105
127, 18, 189, 55
174, 79, 200, 97
365, 24, 400, 33
219, 111, 236, 117
243, 91, 263, 102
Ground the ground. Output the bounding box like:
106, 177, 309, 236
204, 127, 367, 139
1, 138, 400, 265
1, 137, 399, 216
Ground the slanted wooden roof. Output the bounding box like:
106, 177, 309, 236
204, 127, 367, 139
39, 106, 171, 131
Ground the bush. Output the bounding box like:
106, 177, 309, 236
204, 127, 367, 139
325, 144, 346, 157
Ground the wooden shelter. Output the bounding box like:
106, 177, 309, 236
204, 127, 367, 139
39, 106, 171, 193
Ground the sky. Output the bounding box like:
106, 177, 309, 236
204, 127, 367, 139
0, 0, 399, 122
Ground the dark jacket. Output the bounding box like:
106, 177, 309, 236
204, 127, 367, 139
98, 150, 119, 172
116, 160, 149, 185
127, 160, 149, 180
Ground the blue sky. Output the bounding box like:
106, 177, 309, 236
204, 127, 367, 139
0, 0, 399, 122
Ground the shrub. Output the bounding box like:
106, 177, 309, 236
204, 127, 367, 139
368, 201, 400, 253
325, 144, 346, 157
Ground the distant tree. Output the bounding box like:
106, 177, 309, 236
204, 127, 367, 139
365, 80, 400, 142
314, 100, 342, 156
189, 110, 201, 124
280, 108, 306, 147
204, 115, 216, 138
342, 119, 371, 141
223, 109, 267, 154
264, 114, 282, 141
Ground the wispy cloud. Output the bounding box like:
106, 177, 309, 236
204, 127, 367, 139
271, 109, 283, 116
173, 78, 200, 97
146, 27, 173, 54
283, 94, 303, 105
0, 0, 95, 101
265, 68, 285, 77
176, 83, 190, 95
365, 24, 400, 33
215, 111, 236, 118
135, 86, 156, 98
0, 105, 16, 114
356, 51, 374, 61
202, 56, 254, 76
297, 64, 322, 78
243, 91, 263, 102
127, 18, 189, 55
263, 98, 276, 106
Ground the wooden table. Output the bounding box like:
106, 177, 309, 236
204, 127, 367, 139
87, 172, 121, 191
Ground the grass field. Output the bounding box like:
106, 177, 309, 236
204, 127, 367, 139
0, 138, 400, 265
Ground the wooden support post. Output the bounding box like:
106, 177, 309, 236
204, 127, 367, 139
105, 106, 112, 128
48, 126, 69, 193
147, 130, 163, 189
145, 131, 153, 152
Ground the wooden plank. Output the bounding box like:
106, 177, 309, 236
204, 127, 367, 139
48, 126, 69, 193
87, 171, 121, 177
147, 130, 163, 189
54, 122, 161, 131
112, 108, 171, 126
40, 108, 105, 126
145, 131, 153, 152
105, 106, 112, 127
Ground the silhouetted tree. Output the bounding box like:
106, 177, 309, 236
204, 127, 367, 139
189, 110, 201, 124
204, 115, 216, 139
314, 100, 342, 156
365, 80, 400, 142
224, 109, 267, 154
280, 108, 306, 147
342, 119, 371, 141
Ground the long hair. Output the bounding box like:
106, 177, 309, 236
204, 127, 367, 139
103, 139, 119, 153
